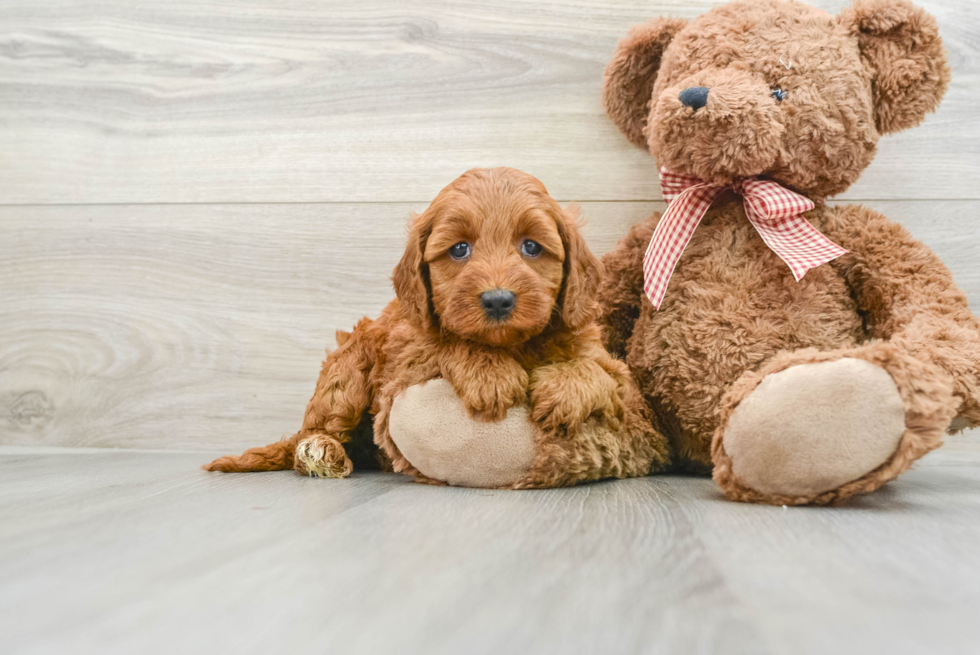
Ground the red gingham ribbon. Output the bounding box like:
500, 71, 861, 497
643, 168, 848, 309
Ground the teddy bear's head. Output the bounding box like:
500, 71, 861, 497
603, 0, 949, 199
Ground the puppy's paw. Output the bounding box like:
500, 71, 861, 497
442, 351, 529, 422
459, 372, 529, 422
530, 359, 625, 432
294, 434, 353, 479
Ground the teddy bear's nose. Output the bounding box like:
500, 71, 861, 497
679, 86, 710, 111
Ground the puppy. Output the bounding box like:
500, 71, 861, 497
205, 168, 669, 488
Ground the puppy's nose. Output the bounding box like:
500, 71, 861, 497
679, 86, 710, 111
481, 289, 516, 321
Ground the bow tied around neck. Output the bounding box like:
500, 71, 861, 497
643, 169, 847, 309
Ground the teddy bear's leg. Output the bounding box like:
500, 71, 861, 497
381, 378, 537, 487
712, 204, 980, 505
514, 353, 670, 489
712, 342, 958, 505
821, 205, 980, 430
371, 340, 530, 485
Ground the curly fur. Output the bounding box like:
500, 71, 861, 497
603, 0, 948, 199
205, 168, 669, 488
598, 0, 976, 504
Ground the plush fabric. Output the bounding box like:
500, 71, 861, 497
598, 0, 978, 505
722, 358, 906, 497
389, 379, 537, 488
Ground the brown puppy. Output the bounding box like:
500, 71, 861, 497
205, 168, 668, 488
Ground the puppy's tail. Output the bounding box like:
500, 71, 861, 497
202, 435, 298, 473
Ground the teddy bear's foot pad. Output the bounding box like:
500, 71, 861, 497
389, 379, 537, 488
722, 358, 906, 497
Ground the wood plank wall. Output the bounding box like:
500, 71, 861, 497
1, 1, 977, 451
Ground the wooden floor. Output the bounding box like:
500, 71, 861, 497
3, 0, 980, 653
3, 441, 980, 655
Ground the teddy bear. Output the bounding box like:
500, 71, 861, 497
597, 0, 980, 505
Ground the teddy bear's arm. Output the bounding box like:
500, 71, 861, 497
823, 204, 980, 428
596, 211, 662, 358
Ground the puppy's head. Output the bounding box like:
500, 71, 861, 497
393, 168, 601, 347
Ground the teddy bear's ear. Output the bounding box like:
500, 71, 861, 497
839, 0, 950, 135
603, 18, 688, 150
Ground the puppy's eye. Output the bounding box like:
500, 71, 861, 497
448, 242, 471, 260
520, 239, 543, 257
771, 88, 788, 103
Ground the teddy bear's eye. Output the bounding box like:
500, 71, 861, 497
771, 88, 788, 103
448, 242, 471, 260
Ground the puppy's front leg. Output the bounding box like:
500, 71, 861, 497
520, 353, 669, 488
529, 356, 626, 432
439, 343, 529, 422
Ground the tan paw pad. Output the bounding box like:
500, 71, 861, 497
389, 379, 537, 488
723, 358, 906, 497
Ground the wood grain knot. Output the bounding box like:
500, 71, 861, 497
2, 390, 56, 429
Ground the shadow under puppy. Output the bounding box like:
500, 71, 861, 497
205, 167, 669, 488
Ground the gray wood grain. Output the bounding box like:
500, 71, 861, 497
2, 201, 976, 451
1, 443, 979, 655
0, 0, 976, 204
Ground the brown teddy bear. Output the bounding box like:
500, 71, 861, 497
598, 0, 980, 505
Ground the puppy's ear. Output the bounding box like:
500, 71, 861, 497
839, 0, 950, 135
603, 17, 688, 150
392, 212, 434, 328
556, 205, 603, 331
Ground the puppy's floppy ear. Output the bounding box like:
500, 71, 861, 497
839, 0, 950, 135
603, 17, 688, 150
392, 212, 435, 328
556, 204, 603, 331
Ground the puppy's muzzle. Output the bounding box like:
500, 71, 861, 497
481, 289, 516, 321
